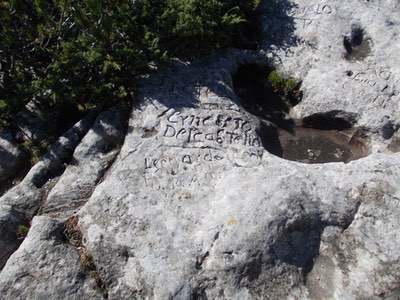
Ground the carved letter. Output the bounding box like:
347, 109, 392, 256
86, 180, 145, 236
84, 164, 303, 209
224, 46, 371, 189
182, 155, 192, 164
163, 125, 176, 137
216, 114, 224, 127
241, 121, 252, 133
205, 133, 215, 141
322, 5, 332, 14
233, 118, 243, 130
303, 19, 313, 29
378, 69, 391, 81
153, 159, 161, 173
188, 127, 202, 142
214, 154, 224, 161
202, 116, 213, 126
315, 4, 322, 14
204, 150, 213, 161
234, 134, 243, 144
193, 131, 203, 142
179, 115, 189, 127
194, 116, 201, 127
167, 111, 180, 123
144, 158, 152, 170
252, 137, 261, 147
226, 132, 236, 144
216, 129, 225, 144
176, 128, 188, 140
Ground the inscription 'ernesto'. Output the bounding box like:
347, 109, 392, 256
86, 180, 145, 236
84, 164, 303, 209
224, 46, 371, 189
161, 109, 261, 148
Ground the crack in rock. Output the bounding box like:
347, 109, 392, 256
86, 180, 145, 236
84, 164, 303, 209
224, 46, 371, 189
64, 216, 109, 299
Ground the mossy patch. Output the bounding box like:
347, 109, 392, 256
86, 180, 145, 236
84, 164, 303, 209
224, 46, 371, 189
18, 138, 52, 166
267, 70, 301, 104
16, 224, 30, 239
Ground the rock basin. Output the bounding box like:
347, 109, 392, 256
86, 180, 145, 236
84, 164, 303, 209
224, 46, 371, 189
261, 125, 369, 164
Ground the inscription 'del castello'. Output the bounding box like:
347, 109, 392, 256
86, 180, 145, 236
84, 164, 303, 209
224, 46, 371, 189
161, 109, 262, 148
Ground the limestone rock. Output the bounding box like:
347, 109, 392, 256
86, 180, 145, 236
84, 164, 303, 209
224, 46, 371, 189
75, 51, 400, 298
0, 112, 96, 216
0, 216, 104, 299
1, 0, 400, 299
42, 106, 128, 218
307, 180, 400, 299
261, 0, 400, 141
0, 113, 96, 270
0, 205, 27, 269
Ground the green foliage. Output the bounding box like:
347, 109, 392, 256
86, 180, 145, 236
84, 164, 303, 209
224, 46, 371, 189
267, 70, 298, 94
267, 70, 302, 106
267, 70, 285, 91
16, 224, 29, 239
0, 0, 260, 127
19, 138, 51, 165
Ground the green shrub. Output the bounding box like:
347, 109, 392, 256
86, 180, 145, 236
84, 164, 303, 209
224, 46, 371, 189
0, 0, 260, 127
267, 70, 285, 92
267, 70, 302, 106
19, 138, 51, 165
267, 70, 298, 94
16, 224, 29, 239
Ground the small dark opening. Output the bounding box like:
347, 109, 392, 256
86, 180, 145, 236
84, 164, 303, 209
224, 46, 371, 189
343, 24, 372, 61
351, 25, 364, 46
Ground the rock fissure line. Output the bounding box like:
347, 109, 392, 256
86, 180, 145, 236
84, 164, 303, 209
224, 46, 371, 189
38, 106, 128, 218
196, 231, 220, 270
64, 216, 109, 299
94, 109, 130, 187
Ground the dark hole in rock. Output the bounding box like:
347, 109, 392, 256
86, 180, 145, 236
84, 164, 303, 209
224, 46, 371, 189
343, 24, 372, 61
233, 64, 370, 164
382, 121, 396, 140
351, 24, 364, 46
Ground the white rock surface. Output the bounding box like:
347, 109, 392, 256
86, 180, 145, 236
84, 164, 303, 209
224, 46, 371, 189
75, 52, 400, 298
262, 0, 400, 141
0, 216, 104, 299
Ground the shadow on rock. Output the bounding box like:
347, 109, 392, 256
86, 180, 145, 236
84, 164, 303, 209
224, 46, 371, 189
260, 0, 300, 51
271, 217, 323, 275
